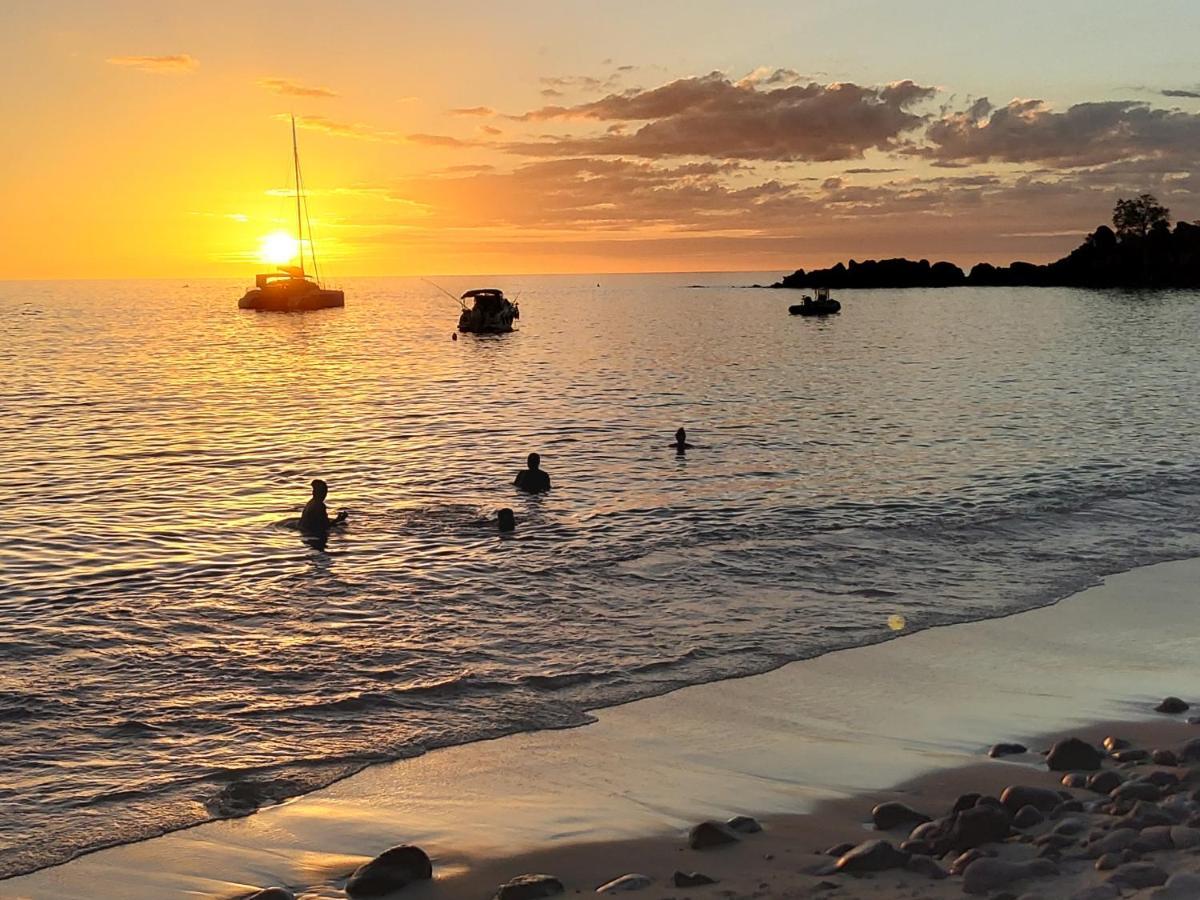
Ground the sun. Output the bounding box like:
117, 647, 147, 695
258, 231, 299, 265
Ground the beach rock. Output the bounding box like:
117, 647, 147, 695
1033, 832, 1076, 851
1013, 806, 1045, 829
1133, 825, 1174, 852
1156, 697, 1189, 714
1143, 771, 1181, 788
823, 841, 855, 857
1116, 801, 1178, 831
1062, 773, 1088, 789
835, 839, 909, 873
672, 871, 717, 888
1179, 738, 1200, 762
688, 821, 740, 849
1152, 872, 1200, 898
1053, 799, 1085, 816
950, 849, 990, 875
961, 858, 1056, 895
596, 874, 652, 893
908, 818, 947, 842
1048, 738, 1103, 771
900, 839, 935, 856
1111, 781, 1161, 802
1051, 817, 1087, 836
976, 795, 1003, 808
953, 792, 983, 813
938, 804, 1011, 853
725, 815, 761, 834
245, 890, 294, 900
345, 845, 433, 897
871, 801, 930, 830
1188, 717, 1200, 725
1088, 828, 1139, 857
1106, 861, 1169, 889
990, 743, 1029, 758
1095, 850, 1136, 870
1069, 887, 1120, 900
1087, 771, 1123, 794
904, 854, 948, 879
1001, 785, 1062, 813
1169, 824, 1200, 848
1152, 749, 1179, 766
1111, 748, 1149, 763
494, 875, 565, 900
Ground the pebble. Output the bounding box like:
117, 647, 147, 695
835, 839, 910, 873
672, 872, 716, 888
1070, 886, 1120, 900
904, 854, 948, 879
1095, 850, 1135, 871
952, 792, 982, 813
823, 842, 855, 857
1103, 737, 1130, 752
1111, 780, 1161, 802
345, 845, 433, 897
1133, 825, 1174, 852
1087, 827, 1139, 857
1179, 738, 1200, 762
908, 818, 946, 841
494, 875, 566, 900
1047, 737, 1103, 771
1170, 824, 1200, 848
949, 848, 990, 875
1152, 872, 1200, 899
596, 874, 652, 894
961, 858, 1056, 895
1013, 805, 1045, 829
1106, 861, 1169, 889
1111, 748, 1149, 763
1086, 770, 1123, 794
871, 801, 930, 830
1151, 749, 1179, 766
1051, 817, 1087, 836
687, 821, 740, 849
725, 815, 762, 834
936, 804, 1011, 853
1155, 697, 1189, 714
1001, 785, 1062, 813
1061, 773, 1088, 789
899, 839, 934, 855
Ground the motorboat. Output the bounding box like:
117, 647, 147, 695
789, 286, 841, 316
239, 116, 344, 312
458, 289, 519, 333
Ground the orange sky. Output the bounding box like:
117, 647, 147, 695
2, 1, 1198, 279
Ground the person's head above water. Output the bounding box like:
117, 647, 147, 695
527, 452, 541, 470
675, 427, 687, 445
311, 479, 328, 500
497, 508, 516, 532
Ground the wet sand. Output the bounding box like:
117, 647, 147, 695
6, 557, 1200, 899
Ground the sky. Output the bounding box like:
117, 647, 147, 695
2, 0, 1198, 278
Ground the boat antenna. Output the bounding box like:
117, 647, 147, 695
422, 277, 467, 309
298, 140, 322, 287
291, 113, 304, 278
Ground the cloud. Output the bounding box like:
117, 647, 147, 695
479, 125, 503, 136
259, 78, 338, 98
285, 114, 397, 142
844, 167, 903, 174
507, 74, 936, 161
1163, 89, 1200, 99
451, 106, 495, 116
406, 133, 475, 148
922, 97, 1200, 167
106, 54, 197, 73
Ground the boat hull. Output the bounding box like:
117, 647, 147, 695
789, 301, 841, 316
239, 289, 345, 311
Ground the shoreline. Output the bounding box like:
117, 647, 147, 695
7, 557, 1200, 899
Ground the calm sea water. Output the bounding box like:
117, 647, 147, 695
2, 275, 1200, 877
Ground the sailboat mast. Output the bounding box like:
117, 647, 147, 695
291, 114, 304, 278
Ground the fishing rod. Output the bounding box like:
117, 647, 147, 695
422, 277, 466, 309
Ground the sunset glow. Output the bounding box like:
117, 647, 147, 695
258, 231, 300, 266
2, 1, 1199, 278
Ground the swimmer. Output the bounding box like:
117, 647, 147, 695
497, 508, 516, 532
513, 452, 551, 494
670, 427, 695, 452
299, 479, 347, 539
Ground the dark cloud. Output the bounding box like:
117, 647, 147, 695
1163, 89, 1200, 99
106, 54, 197, 73
260, 77, 338, 98
507, 74, 936, 161
923, 98, 1200, 166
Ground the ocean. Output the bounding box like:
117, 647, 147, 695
2, 275, 1199, 878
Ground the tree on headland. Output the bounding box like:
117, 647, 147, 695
1112, 194, 1171, 242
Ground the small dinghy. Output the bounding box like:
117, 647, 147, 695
458, 289, 520, 333
789, 286, 841, 316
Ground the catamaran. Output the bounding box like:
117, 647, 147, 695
239, 116, 344, 312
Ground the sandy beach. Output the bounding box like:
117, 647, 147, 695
5, 556, 1199, 899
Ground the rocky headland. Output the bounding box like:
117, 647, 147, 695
772, 195, 1200, 290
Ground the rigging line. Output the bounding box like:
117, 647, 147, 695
422, 277, 467, 308
299, 160, 322, 287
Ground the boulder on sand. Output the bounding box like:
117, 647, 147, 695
494, 875, 565, 900
672, 871, 717, 887
1047, 737, 1103, 771
1106, 861, 1169, 889
725, 815, 761, 834
1000, 785, 1062, 813
961, 858, 1057, 895
345, 846, 432, 897
835, 839, 910, 873
935, 805, 1011, 854
1155, 697, 1189, 714
871, 801, 930, 830
688, 821, 740, 849
989, 742, 1029, 758
596, 874, 652, 894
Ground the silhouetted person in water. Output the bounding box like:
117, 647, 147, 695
497, 508, 516, 532
514, 453, 551, 494
299, 479, 347, 540
671, 427, 695, 453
